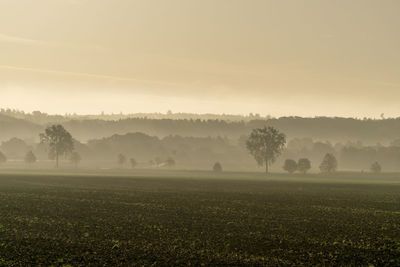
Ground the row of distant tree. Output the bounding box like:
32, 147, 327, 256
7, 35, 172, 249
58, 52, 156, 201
0, 150, 82, 167
0, 124, 396, 173
116, 153, 176, 168
282, 155, 382, 174
0, 108, 268, 124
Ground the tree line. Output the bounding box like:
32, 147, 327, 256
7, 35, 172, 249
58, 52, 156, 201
3, 111, 400, 144
0, 124, 398, 173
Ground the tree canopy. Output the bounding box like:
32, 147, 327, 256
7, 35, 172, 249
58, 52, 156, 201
24, 151, 37, 164
213, 162, 222, 173
40, 125, 74, 168
246, 126, 286, 174
319, 153, 338, 173
283, 159, 297, 174
297, 158, 311, 174
370, 162, 382, 173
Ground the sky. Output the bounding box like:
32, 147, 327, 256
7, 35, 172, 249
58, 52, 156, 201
1, 0, 399, 118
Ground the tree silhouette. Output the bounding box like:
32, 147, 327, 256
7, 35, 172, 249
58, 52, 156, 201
319, 153, 338, 173
283, 159, 297, 174
213, 162, 222, 173
40, 125, 74, 168
24, 151, 37, 164
370, 162, 381, 173
297, 158, 311, 174
117, 153, 126, 167
246, 126, 286, 174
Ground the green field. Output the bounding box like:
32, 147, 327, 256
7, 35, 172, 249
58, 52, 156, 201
0, 171, 399, 266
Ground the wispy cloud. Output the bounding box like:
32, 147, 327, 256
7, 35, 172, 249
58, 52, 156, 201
0, 33, 45, 46
0, 33, 103, 51
0, 65, 180, 87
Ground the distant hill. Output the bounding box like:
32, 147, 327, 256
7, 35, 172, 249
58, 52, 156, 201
1, 109, 400, 144
61, 117, 400, 144
0, 114, 42, 142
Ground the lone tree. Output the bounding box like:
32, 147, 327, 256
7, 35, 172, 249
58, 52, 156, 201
213, 162, 222, 173
246, 126, 286, 174
370, 162, 382, 173
70, 152, 81, 168
40, 125, 74, 168
0, 151, 7, 164
319, 153, 338, 173
118, 153, 126, 167
283, 159, 297, 174
130, 158, 137, 168
24, 151, 37, 164
297, 158, 311, 174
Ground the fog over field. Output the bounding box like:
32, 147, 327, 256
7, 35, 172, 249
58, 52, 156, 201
0, 1, 399, 266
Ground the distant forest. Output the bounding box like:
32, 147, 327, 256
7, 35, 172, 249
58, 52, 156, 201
1, 109, 400, 172
1, 109, 400, 144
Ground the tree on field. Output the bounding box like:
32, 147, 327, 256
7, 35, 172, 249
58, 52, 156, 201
70, 152, 82, 168
0, 151, 7, 164
118, 153, 126, 166
246, 126, 286, 174
130, 158, 137, 168
24, 151, 37, 164
283, 159, 297, 174
165, 157, 175, 167
1, 138, 30, 158
370, 162, 382, 173
40, 125, 74, 168
213, 162, 222, 173
319, 153, 338, 173
297, 158, 311, 174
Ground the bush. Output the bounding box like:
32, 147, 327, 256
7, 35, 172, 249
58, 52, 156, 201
24, 151, 37, 164
213, 162, 222, 173
370, 162, 381, 173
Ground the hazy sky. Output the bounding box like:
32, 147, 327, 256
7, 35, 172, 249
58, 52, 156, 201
1, 0, 399, 117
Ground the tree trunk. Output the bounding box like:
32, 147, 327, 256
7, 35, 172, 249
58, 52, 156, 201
56, 153, 59, 168
265, 159, 269, 174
